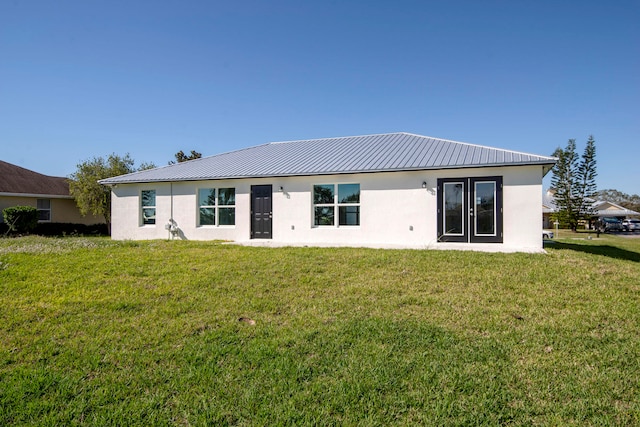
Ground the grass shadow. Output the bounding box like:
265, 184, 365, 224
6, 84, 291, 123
549, 241, 640, 263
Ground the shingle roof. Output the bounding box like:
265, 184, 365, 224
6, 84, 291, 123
100, 132, 557, 184
0, 160, 71, 196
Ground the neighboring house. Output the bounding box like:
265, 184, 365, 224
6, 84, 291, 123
100, 132, 557, 252
590, 200, 640, 218
542, 189, 640, 229
542, 193, 556, 229
0, 160, 102, 225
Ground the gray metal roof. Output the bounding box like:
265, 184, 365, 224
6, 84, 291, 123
99, 132, 557, 184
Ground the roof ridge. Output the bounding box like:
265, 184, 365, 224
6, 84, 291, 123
266, 132, 556, 160
268, 132, 407, 145
399, 134, 558, 160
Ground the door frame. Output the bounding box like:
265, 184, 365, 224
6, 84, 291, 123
437, 176, 503, 243
250, 184, 273, 239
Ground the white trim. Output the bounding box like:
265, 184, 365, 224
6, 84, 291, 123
442, 181, 465, 237
0, 192, 72, 199
473, 180, 498, 237
140, 189, 156, 226
37, 198, 52, 222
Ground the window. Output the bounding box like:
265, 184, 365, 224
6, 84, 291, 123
313, 183, 360, 226
199, 189, 216, 225
37, 199, 51, 222
198, 188, 235, 226
313, 184, 334, 226
141, 190, 156, 225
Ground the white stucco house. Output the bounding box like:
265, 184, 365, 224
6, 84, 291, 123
100, 132, 557, 252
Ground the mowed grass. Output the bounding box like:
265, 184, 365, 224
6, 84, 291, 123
0, 234, 638, 426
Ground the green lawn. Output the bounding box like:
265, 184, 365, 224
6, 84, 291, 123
1, 234, 638, 426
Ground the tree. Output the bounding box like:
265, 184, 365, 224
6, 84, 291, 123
550, 139, 579, 230
170, 150, 202, 164
575, 135, 598, 218
138, 161, 157, 171
69, 153, 155, 234
550, 136, 598, 231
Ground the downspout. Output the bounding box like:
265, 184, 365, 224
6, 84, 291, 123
165, 183, 175, 240
169, 182, 174, 240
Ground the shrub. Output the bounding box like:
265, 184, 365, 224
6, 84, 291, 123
2, 206, 38, 234
34, 222, 108, 236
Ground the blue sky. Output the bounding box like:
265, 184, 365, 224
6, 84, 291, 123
1, 0, 638, 195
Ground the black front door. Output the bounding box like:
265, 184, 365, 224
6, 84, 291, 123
437, 176, 503, 243
251, 185, 272, 239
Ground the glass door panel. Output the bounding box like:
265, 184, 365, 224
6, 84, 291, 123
437, 179, 468, 242
469, 177, 502, 243
474, 181, 496, 236
444, 182, 464, 235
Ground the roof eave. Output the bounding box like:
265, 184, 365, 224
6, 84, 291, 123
0, 191, 73, 199
99, 160, 558, 185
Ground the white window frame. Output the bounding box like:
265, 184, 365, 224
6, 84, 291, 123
442, 181, 465, 237
140, 189, 156, 226
37, 199, 51, 222
312, 183, 360, 227
473, 180, 497, 237
197, 187, 236, 227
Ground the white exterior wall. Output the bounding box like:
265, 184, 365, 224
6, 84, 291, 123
109, 165, 545, 252
502, 166, 545, 250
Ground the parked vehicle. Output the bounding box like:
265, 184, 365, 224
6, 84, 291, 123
622, 219, 640, 232
599, 217, 623, 232
543, 230, 554, 239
